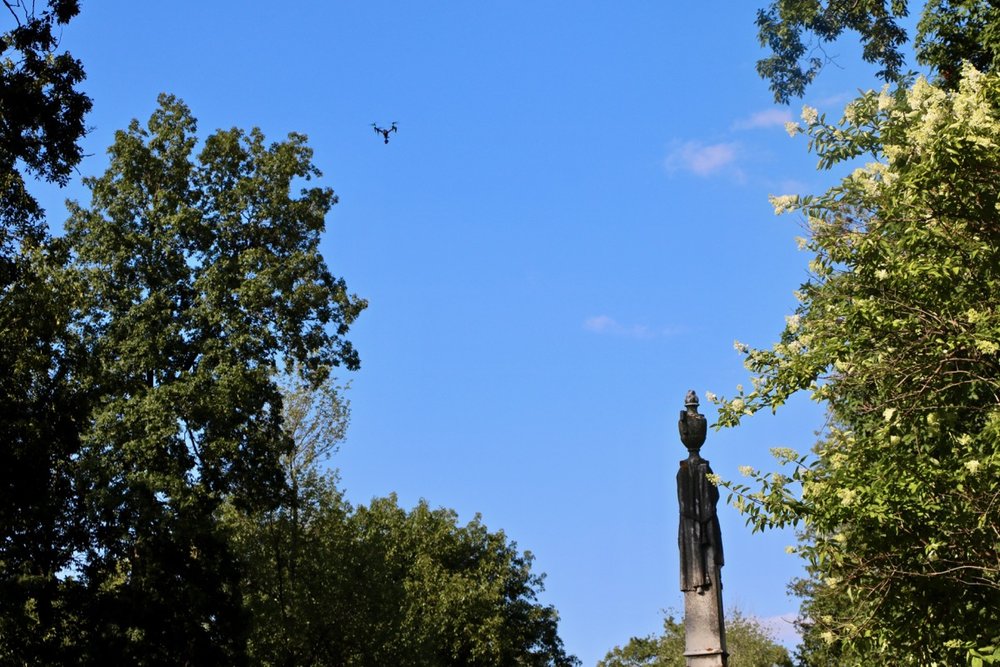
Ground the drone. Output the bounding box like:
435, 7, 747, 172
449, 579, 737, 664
372, 122, 398, 144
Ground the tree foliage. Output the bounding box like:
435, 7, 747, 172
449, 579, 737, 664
67, 94, 364, 661
0, 5, 92, 660
0, 95, 365, 663
597, 610, 792, 667
756, 0, 1000, 102
0, 0, 90, 250
0, 237, 90, 663
346, 496, 577, 666
230, 375, 579, 666
716, 66, 1000, 664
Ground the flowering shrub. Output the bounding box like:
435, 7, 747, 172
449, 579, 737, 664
713, 66, 1000, 665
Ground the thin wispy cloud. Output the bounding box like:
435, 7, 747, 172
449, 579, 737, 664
583, 315, 683, 339
814, 92, 854, 110
756, 613, 801, 648
732, 108, 793, 130
665, 141, 739, 177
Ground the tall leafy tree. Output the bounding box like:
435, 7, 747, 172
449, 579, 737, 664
0, 3, 88, 663
0, 4, 92, 660
345, 496, 578, 667
716, 66, 1000, 664
53, 94, 365, 663
231, 375, 579, 666
0, 0, 90, 250
755, 0, 1000, 102
0, 237, 93, 663
597, 610, 792, 667
226, 369, 354, 665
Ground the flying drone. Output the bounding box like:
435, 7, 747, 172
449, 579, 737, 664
372, 122, 398, 144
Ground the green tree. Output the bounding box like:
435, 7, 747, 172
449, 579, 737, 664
231, 372, 578, 666
716, 66, 1000, 664
0, 237, 93, 663
0, 3, 95, 661
0, 0, 90, 249
755, 0, 1000, 102
226, 369, 355, 665
25, 94, 365, 663
598, 610, 792, 667
235, 485, 580, 667
346, 496, 578, 666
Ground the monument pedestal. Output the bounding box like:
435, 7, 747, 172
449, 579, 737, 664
682, 563, 727, 666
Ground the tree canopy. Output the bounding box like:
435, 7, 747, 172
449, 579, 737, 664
0, 0, 90, 251
0, 94, 366, 663
597, 611, 792, 667
0, 5, 92, 660
229, 373, 580, 666
716, 65, 1000, 664
756, 0, 1000, 102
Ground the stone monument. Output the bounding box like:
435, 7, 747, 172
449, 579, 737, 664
677, 390, 727, 666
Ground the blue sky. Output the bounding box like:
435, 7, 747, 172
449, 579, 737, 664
34, 2, 907, 663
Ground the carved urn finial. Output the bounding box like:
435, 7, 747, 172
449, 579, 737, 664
678, 390, 707, 457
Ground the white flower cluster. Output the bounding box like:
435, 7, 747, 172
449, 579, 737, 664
883, 141, 907, 164
808, 257, 828, 276
877, 89, 895, 112
843, 101, 860, 125
892, 67, 1000, 162
770, 447, 799, 462
738, 465, 755, 477
801, 105, 819, 125
849, 165, 883, 198
768, 194, 798, 215
836, 487, 857, 506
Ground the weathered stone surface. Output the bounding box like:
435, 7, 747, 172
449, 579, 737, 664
677, 391, 727, 666
677, 456, 724, 593
682, 559, 727, 666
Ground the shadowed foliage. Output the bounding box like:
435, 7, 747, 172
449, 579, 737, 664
756, 0, 1000, 102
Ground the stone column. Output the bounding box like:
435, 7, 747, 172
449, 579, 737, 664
677, 390, 727, 666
